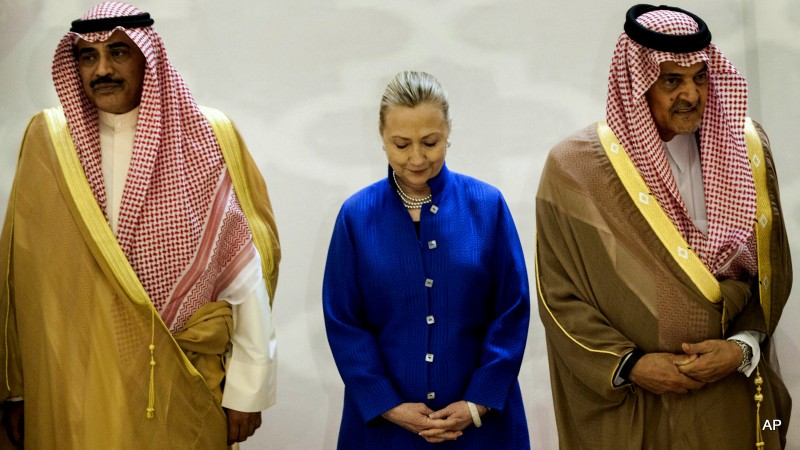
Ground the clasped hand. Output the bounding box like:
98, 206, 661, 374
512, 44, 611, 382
381, 401, 485, 443
224, 408, 262, 445
629, 339, 743, 395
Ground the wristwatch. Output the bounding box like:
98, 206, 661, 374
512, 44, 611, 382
731, 339, 752, 373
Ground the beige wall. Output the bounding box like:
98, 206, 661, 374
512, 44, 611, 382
0, 1, 797, 448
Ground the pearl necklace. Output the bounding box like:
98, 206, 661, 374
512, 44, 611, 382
392, 171, 432, 209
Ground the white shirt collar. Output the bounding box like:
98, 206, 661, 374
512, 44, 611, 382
663, 133, 698, 174
98, 106, 139, 132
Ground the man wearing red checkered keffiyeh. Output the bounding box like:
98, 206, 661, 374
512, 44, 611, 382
0, 2, 280, 448
536, 5, 791, 449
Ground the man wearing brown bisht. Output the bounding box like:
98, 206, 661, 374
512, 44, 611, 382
0, 2, 280, 448
536, 4, 791, 449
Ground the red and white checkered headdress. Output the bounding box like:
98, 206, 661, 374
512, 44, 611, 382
52, 2, 256, 332
606, 7, 757, 278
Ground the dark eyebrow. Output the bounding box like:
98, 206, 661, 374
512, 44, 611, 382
661, 65, 708, 78
660, 69, 705, 78
75, 41, 132, 59
76, 47, 98, 57
107, 42, 132, 50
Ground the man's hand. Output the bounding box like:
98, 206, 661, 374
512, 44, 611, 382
224, 408, 262, 445
381, 402, 458, 442
677, 339, 742, 383
1, 401, 23, 449
629, 352, 705, 394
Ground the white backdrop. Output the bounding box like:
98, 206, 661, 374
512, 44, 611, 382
1, 1, 797, 448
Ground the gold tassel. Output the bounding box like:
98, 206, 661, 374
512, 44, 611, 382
146, 308, 156, 419
754, 367, 764, 449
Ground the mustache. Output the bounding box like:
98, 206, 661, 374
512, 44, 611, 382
670, 99, 701, 114
90, 76, 123, 89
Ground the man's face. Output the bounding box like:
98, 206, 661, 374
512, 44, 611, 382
645, 61, 709, 142
75, 30, 145, 114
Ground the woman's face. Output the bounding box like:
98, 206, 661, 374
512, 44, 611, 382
381, 103, 449, 196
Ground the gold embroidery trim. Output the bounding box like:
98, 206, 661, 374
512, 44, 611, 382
534, 238, 621, 355
1, 116, 29, 392
744, 117, 771, 330
43, 108, 151, 306
597, 121, 721, 303
3, 191, 12, 392
200, 106, 277, 302
534, 238, 624, 389
745, 118, 771, 449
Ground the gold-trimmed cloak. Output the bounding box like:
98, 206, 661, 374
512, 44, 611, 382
0, 108, 280, 449
536, 122, 791, 449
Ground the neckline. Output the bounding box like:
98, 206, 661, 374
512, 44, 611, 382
98, 106, 139, 131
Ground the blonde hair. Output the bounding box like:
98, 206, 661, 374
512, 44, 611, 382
379, 71, 450, 134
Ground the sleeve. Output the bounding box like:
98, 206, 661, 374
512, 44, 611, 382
535, 157, 637, 400
0, 116, 40, 401
720, 278, 760, 334
463, 196, 530, 411
322, 208, 404, 423
726, 122, 793, 338
212, 113, 281, 411
230, 119, 281, 303
0, 199, 23, 401
727, 330, 764, 377
220, 252, 277, 412
755, 121, 792, 335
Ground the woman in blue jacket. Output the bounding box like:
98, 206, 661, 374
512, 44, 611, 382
323, 71, 530, 449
